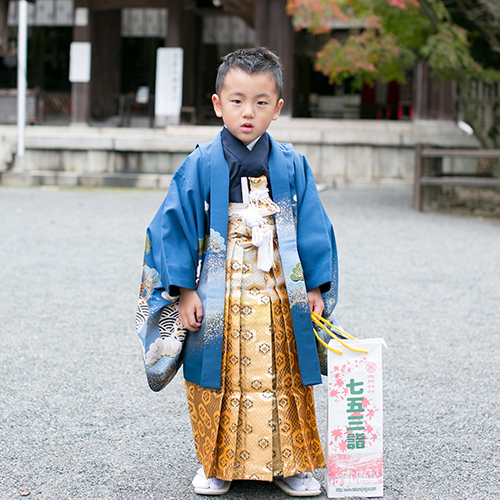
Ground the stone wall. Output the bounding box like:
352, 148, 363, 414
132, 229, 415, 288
0, 119, 479, 188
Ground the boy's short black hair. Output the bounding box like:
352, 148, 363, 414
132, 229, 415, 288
215, 47, 283, 100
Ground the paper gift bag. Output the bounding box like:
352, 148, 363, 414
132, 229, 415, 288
326, 338, 387, 498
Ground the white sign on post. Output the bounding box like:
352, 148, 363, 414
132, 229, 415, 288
69, 42, 91, 83
155, 47, 183, 126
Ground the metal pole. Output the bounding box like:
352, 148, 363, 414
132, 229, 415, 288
16, 0, 27, 167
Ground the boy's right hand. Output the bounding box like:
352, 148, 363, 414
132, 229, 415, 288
178, 287, 204, 331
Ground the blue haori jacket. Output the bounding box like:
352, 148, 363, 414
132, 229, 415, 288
141, 131, 339, 390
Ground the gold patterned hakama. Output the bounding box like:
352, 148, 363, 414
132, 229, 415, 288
186, 183, 325, 482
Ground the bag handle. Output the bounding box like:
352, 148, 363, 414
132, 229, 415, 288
314, 327, 343, 354
312, 311, 368, 355
312, 311, 355, 339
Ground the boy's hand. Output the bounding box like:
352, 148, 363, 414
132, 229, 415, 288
307, 287, 324, 316
178, 287, 204, 331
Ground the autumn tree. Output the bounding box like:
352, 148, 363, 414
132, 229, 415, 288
286, 0, 500, 149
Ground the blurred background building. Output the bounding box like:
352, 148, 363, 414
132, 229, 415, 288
0, 0, 455, 127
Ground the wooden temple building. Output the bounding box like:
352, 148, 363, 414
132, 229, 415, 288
0, 0, 455, 126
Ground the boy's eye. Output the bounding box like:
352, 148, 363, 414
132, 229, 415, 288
232, 99, 242, 104
257, 101, 268, 106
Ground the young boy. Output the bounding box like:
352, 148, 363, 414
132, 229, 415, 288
140, 48, 339, 496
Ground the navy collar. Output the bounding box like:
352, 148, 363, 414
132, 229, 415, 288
221, 127, 270, 166
220, 127, 271, 203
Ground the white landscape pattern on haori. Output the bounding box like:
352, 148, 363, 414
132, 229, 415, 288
144, 335, 183, 368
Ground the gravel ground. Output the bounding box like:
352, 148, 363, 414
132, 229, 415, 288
0, 185, 498, 500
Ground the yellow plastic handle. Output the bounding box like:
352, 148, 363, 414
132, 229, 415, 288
314, 328, 343, 355
312, 311, 356, 340
312, 313, 368, 354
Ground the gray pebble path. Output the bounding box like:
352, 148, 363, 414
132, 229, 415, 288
0, 185, 498, 500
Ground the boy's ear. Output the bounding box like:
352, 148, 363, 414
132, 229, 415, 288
212, 94, 223, 118
272, 99, 284, 121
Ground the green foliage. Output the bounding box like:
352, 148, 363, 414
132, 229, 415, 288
371, 1, 430, 50
420, 23, 483, 79
315, 28, 415, 88
482, 68, 500, 85
287, 0, 500, 148
286, 0, 500, 86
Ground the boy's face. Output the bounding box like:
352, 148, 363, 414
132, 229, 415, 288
212, 69, 284, 146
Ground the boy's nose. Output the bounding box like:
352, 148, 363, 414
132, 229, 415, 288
242, 105, 254, 118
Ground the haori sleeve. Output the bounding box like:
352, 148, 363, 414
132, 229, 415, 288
146, 160, 206, 296
294, 154, 338, 293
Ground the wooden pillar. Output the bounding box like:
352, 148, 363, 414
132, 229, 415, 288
254, 0, 294, 117
415, 61, 455, 120
179, 9, 199, 108
71, 0, 92, 124
165, 0, 198, 111
0, 0, 10, 55
91, 10, 121, 119
166, 0, 182, 48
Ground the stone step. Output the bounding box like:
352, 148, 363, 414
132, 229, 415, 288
0, 170, 173, 189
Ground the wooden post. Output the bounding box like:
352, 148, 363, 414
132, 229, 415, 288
166, 0, 181, 47
91, 10, 121, 119
254, 0, 294, 117
413, 143, 423, 211
166, 1, 198, 114
414, 61, 456, 121
71, 0, 92, 124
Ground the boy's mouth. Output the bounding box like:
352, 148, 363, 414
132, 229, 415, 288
241, 122, 254, 133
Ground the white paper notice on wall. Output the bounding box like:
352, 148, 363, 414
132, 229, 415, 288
69, 42, 91, 83
74, 7, 88, 27
155, 47, 183, 120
